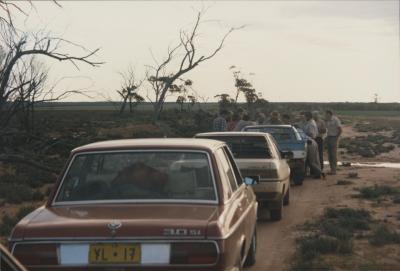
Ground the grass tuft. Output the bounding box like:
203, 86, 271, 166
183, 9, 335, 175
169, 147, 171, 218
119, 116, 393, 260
358, 185, 400, 199
369, 226, 400, 246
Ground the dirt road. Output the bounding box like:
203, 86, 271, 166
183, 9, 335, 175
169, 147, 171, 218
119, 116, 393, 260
247, 166, 400, 271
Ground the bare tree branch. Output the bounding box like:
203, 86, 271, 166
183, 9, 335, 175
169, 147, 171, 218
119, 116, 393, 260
146, 11, 242, 120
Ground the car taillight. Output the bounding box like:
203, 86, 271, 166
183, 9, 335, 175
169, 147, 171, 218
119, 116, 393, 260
13, 244, 58, 265
170, 242, 218, 265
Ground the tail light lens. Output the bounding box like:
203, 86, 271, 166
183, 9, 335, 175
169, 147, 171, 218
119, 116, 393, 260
13, 244, 59, 265
170, 242, 218, 265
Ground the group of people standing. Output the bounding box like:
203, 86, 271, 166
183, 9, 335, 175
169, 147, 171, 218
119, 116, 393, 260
299, 110, 342, 178
213, 109, 289, 132
212, 108, 342, 177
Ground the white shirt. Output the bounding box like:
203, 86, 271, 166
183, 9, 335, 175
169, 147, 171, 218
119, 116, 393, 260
304, 119, 318, 139
326, 116, 341, 136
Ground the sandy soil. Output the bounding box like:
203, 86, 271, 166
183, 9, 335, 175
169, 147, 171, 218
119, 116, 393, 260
248, 166, 400, 271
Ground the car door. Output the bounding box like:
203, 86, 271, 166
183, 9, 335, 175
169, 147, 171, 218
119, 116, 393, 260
220, 146, 257, 255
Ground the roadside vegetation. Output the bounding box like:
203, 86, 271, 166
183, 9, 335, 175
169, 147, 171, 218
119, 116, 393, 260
355, 184, 400, 204
340, 118, 400, 158
291, 206, 400, 271
291, 208, 371, 271
0, 206, 36, 237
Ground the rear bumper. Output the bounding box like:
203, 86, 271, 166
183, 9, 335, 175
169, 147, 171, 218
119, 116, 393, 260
252, 181, 286, 208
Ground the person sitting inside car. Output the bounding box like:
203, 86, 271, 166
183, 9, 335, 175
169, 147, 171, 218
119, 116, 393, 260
112, 162, 168, 198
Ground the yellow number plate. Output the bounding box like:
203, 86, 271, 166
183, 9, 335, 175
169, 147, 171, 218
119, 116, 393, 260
89, 244, 141, 264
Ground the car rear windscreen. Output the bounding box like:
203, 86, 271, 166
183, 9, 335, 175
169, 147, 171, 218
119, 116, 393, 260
204, 136, 271, 159
245, 127, 296, 141
55, 151, 216, 203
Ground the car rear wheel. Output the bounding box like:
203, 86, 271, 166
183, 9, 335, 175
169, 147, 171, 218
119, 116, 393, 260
292, 167, 305, 185
283, 187, 290, 206
235, 255, 243, 271
270, 207, 282, 221
270, 199, 283, 221
244, 230, 257, 267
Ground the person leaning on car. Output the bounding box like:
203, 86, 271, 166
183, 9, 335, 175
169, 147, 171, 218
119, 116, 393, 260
325, 110, 342, 175
303, 111, 324, 179
313, 111, 327, 170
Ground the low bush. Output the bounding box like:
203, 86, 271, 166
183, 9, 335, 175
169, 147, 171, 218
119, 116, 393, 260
321, 208, 371, 241
358, 185, 400, 200
0, 183, 34, 204
291, 208, 371, 271
0, 183, 44, 204
369, 226, 400, 246
0, 206, 35, 236
340, 135, 396, 158
336, 180, 353, 185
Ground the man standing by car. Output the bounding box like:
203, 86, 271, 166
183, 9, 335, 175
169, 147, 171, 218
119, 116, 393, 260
313, 111, 326, 170
213, 110, 229, 131
303, 111, 318, 139
325, 110, 342, 175
303, 111, 323, 178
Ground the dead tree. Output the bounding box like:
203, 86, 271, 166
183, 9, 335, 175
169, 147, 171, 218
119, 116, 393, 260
146, 11, 241, 120
0, 1, 61, 31
117, 66, 144, 114
0, 30, 103, 128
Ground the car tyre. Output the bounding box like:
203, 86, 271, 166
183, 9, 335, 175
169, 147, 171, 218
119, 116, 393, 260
235, 255, 243, 271
244, 230, 257, 267
270, 199, 283, 221
283, 188, 290, 206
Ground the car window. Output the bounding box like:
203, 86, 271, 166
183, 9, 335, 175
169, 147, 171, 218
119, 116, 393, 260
204, 136, 271, 159
244, 127, 296, 142
222, 146, 243, 186
268, 136, 281, 159
215, 148, 238, 192
56, 151, 216, 203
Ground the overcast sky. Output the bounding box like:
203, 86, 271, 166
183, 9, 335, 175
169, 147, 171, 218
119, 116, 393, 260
14, 1, 400, 103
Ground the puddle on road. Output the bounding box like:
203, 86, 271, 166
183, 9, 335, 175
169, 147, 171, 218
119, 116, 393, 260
326, 161, 400, 169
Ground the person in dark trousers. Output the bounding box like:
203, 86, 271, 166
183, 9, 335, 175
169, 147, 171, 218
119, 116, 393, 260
313, 111, 326, 170
325, 110, 342, 175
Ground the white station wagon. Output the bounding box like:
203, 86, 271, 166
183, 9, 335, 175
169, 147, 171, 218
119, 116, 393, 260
195, 132, 291, 221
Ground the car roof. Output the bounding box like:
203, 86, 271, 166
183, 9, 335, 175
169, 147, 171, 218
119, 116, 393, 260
245, 125, 294, 129
196, 131, 270, 137
72, 138, 226, 153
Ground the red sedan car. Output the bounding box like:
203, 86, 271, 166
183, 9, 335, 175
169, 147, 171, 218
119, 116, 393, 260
9, 139, 258, 271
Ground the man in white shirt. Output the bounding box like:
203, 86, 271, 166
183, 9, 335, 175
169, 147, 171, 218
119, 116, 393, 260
303, 111, 318, 139
325, 110, 342, 175
303, 111, 323, 178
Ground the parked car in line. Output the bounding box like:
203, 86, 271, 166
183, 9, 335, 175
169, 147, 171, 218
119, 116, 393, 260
195, 132, 290, 221
243, 125, 307, 185
0, 244, 27, 271
9, 138, 258, 271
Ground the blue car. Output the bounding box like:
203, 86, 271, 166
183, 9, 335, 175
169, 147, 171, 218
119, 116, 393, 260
243, 125, 307, 185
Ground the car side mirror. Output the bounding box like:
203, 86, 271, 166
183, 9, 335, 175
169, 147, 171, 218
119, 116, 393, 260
281, 151, 293, 160
244, 177, 258, 186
